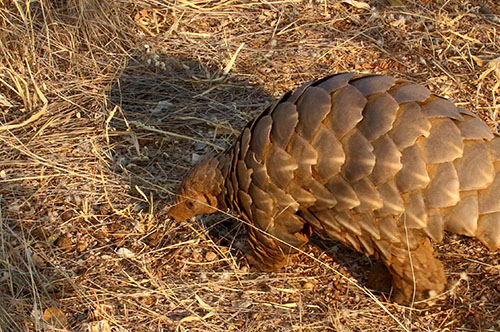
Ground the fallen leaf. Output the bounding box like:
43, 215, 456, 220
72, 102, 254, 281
488, 57, 500, 79
471, 55, 484, 67
474, 57, 500, 87
390, 16, 406, 27
90, 320, 111, 332
43, 307, 67, 328
341, 0, 371, 10
387, 0, 404, 6
179, 315, 201, 324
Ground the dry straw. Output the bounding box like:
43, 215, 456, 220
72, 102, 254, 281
0, 0, 499, 331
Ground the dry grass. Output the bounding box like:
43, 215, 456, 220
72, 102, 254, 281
1, 0, 499, 331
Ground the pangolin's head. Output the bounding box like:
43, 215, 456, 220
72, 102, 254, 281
168, 155, 224, 222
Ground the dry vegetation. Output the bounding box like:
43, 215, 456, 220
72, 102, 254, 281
1, 0, 499, 331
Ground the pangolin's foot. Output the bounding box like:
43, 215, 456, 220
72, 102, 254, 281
387, 239, 447, 305
245, 252, 289, 272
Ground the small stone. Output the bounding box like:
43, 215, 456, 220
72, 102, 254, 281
146, 231, 162, 246
191, 153, 203, 165
55, 234, 73, 250
0, 271, 9, 282
153, 100, 173, 113
76, 241, 88, 253
116, 247, 135, 259
479, 5, 493, 15
60, 210, 74, 222
302, 282, 314, 290
31, 253, 45, 266
94, 226, 108, 239
236, 300, 252, 309
220, 272, 231, 281
205, 251, 217, 262
193, 142, 207, 151
31, 227, 48, 241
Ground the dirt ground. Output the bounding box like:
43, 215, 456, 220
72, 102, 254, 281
1, 0, 499, 331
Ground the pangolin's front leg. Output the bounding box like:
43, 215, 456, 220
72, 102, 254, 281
244, 212, 313, 271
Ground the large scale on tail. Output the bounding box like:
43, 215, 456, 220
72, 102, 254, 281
168, 73, 500, 303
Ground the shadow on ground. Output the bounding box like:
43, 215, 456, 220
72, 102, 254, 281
108, 55, 269, 201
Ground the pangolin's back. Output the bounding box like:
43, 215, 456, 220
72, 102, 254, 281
221, 72, 500, 256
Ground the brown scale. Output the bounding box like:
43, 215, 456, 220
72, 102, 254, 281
168, 73, 500, 304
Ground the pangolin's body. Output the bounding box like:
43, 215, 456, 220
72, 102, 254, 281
168, 73, 500, 303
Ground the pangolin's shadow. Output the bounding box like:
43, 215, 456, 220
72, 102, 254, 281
108, 55, 269, 202
108, 55, 382, 292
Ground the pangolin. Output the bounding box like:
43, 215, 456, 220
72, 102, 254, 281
168, 73, 500, 304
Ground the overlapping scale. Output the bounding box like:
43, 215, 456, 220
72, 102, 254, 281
329, 84, 367, 138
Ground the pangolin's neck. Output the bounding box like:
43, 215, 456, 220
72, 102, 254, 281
215, 150, 235, 211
